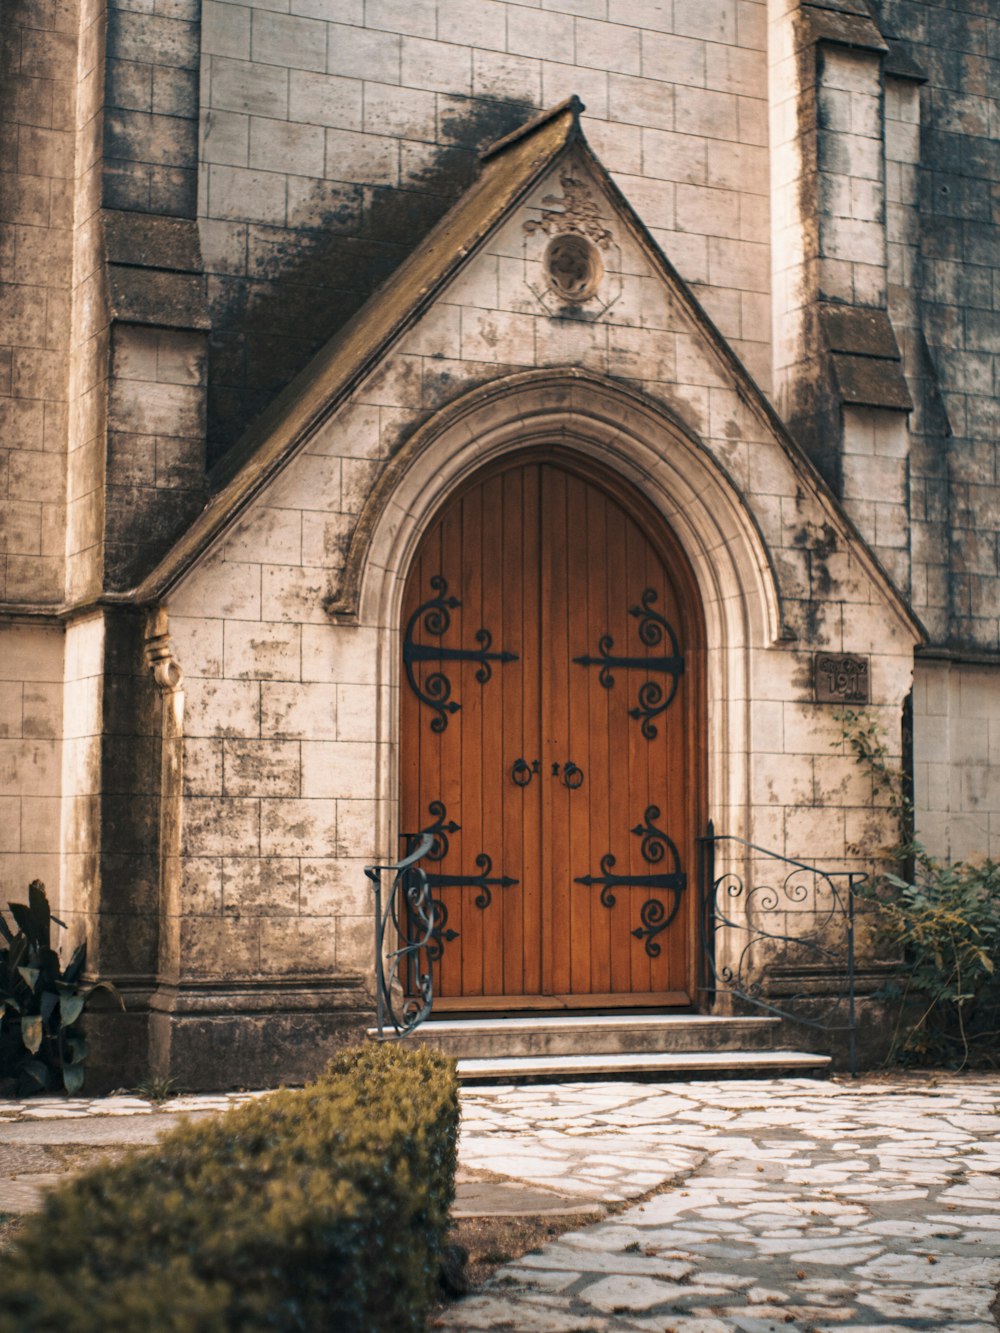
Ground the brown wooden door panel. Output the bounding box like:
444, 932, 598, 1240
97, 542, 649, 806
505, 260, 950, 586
400, 457, 703, 1008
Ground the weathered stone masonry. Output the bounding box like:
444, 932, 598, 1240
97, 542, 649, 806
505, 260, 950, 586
0, 0, 997, 1086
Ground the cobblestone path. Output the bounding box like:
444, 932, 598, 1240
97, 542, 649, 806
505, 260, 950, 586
440, 1075, 1000, 1332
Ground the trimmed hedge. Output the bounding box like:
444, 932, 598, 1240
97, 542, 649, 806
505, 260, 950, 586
0, 1043, 459, 1333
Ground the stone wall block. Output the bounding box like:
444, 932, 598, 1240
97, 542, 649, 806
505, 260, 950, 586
222, 738, 301, 796
260, 797, 336, 856
183, 795, 260, 855
222, 855, 299, 915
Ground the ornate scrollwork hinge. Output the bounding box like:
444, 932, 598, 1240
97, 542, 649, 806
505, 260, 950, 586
403, 575, 518, 731
573, 588, 683, 739
404, 802, 519, 960
574, 805, 687, 958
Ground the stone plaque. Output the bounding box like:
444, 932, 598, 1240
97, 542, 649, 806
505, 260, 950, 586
814, 653, 870, 704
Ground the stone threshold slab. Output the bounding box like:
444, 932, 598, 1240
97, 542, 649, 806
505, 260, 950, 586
455, 1050, 831, 1081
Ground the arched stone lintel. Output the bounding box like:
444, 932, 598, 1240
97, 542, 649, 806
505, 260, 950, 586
350, 370, 784, 852
339, 370, 783, 655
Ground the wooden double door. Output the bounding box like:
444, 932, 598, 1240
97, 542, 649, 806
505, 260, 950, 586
400, 456, 704, 1010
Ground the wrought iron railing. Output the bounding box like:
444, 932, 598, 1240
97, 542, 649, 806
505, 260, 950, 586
700, 821, 866, 1076
366, 832, 436, 1041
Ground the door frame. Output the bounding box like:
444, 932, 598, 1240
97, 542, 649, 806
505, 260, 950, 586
399, 448, 708, 1011
348, 371, 783, 1017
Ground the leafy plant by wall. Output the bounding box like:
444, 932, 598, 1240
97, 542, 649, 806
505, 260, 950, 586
0, 1043, 460, 1332
0, 881, 119, 1095
838, 709, 1000, 1067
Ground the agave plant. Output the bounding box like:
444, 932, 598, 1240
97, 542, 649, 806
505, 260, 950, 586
0, 881, 120, 1095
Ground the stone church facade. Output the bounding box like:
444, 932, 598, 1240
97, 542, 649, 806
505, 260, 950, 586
0, 0, 997, 1086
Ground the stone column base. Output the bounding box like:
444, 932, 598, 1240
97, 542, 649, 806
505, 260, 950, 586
140, 976, 373, 1091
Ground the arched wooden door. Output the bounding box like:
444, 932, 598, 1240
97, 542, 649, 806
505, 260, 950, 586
400, 455, 705, 1010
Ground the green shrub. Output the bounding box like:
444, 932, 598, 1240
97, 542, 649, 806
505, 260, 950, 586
838, 708, 1000, 1067
0, 1043, 459, 1333
0, 880, 119, 1095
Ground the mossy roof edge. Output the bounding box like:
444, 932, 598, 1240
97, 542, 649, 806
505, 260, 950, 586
132, 97, 583, 602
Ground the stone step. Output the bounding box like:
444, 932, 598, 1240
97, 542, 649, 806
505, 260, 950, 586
454, 1049, 832, 1082
372, 1013, 782, 1060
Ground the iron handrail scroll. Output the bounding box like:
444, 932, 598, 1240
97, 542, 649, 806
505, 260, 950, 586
366, 832, 436, 1041
700, 821, 865, 1077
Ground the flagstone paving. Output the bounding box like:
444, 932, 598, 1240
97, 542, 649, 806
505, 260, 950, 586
440, 1075, 1000, 1331
1, 1075, 999, 1330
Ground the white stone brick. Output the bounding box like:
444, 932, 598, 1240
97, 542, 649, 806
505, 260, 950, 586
608, 0, 672, 32
302, 624, 378, 685
184, 678, 261, 737
472, 50, 541, 105
300, 511, 351, 566
609, 74, 674, 131
707, 236, 769, 292
203, 2, 251, 59
445, 256, 499, 309
290, 0, 361, 17
0, 797, 21, 852
223, 739, 301, 796
674, 0, 736, 43
224, 620, 302, 680
641, 31, 705, 87
300, 856, 370, 914
641, 127, 707, 185
676, 183, 741, 240
325, 127, 398, 185
308, 401, 381, 458
288, 69, 362, 129
260, 797, 337, 855
223, 856, 299, 914
171, 556, 262, 620
340, 458, 380, 515
405, 302, 461, 358
301, 739, 375, 798
400, 36, 472, 94
438, 0, 506, 52
461, 308, 536, 365
184, 797, 260, 855
18, 796, 60, 853
541, 63, 608, 119
211, 55, 289, 117
365, 0, 435, 39
249, 116, 325, 175
362, 80, 437, 140
250, 10, 327, 72
208, 164, 286, 224
675, 85, 738, 140
260, 564, 332, 623
224, 506, 302, 566
336, 683, 376, 742
705, 42, 766, 99
507, 8, 575, 58
335, 798, 377, 859
172, 616, 224, 678
586, 120, 642, 174
576, 18, 640, 75
752, 749, 814, 808
183, 737, 224, 795
262, 681, 338, 739
326, 22, 400, 82
267, 453, 341, 510
0, 683, 22, 738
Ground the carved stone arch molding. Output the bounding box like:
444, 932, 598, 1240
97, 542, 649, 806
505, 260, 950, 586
345, 369, 784, 844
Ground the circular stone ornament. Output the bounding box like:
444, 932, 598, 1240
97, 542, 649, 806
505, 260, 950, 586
544, 232, 604, 303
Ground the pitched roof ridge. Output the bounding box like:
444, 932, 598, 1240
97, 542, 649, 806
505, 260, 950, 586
480, 94, 585, 162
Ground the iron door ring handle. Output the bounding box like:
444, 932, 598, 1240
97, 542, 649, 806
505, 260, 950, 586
562, 762, 584, 789
511, 758, 540, 787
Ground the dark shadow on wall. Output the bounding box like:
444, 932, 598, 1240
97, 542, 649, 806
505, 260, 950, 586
204, 96, 536, 467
